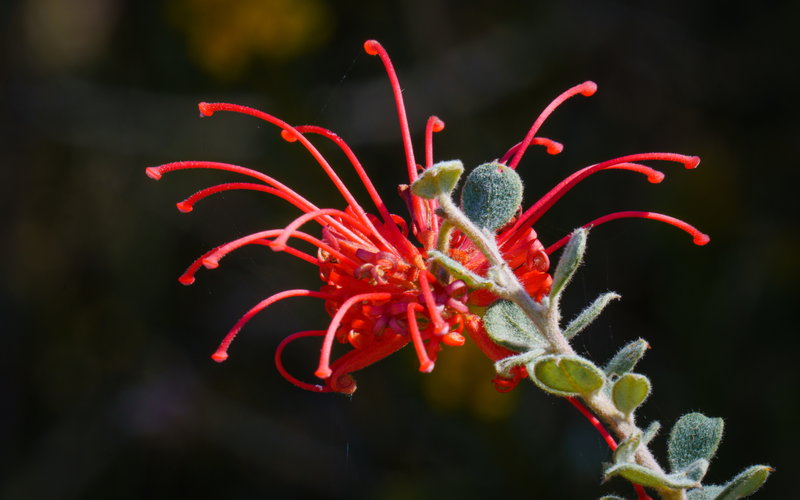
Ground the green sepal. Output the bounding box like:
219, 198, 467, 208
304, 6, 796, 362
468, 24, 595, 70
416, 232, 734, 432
550, 227, 587, 299
483, 299, 544, 351
529, 354, 605, 396
668, 413, 724, 472
426, 250, 495, 290
612, 433, 641, 464
564, 292, 620, 340
605, 339, 650, 378
612, 373, 651, 418
411, 160, 464, 199
713, 465, 773, 499
603, 462, 701, 490
642, 421, 661, 446
460, 161, 523, 231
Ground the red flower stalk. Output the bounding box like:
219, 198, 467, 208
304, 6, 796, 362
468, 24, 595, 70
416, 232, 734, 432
147, 39, 707, 398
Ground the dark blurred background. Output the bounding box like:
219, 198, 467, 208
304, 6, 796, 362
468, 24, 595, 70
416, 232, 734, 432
2, 1, 797, 498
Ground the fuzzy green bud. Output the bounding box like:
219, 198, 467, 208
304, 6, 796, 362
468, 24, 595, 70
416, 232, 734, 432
460, 161, 523, 231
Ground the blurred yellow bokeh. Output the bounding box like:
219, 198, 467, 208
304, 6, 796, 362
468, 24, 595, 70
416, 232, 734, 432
168, 0, 334, 79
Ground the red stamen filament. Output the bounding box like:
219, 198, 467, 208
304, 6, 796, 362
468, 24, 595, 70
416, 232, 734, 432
504, 153, 698, 241
507, 81, 597, 169
291, 125, 420, 262
499, 137, 564, 164
364, 40, 428, 236
177, 182, 308, 214
212, 289, 332, 362
315, 292, 393, 379
545, 211, 710, 254
272, 208, 378, 253
199, 228, 359, 273
147, 161, 360, 244
424, 116, 445, 169
274, 330, 329, 392
407, 303, 435, 372
198, 102, 389, 248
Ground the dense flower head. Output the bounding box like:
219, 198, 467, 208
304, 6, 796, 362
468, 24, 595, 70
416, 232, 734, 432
147, 39, 708, 394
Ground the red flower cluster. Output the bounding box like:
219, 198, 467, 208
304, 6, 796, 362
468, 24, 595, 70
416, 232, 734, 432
147, 40, 707, 394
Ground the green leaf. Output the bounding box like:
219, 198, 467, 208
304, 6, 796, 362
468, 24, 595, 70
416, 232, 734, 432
494, 348, 546, 377
411, 160, 464, 199
612, 373, 651, 417
612, 433, 641, 465
687, 486, 725, 500
668, 413, 724, 473
642, 421, 661, 446
604, 462, 701, 490
483, 299, 544, 351
564, 292, 620, 339
460, 161, 523, 231
714, 465, 773, 499
550, 227, 587, 299
426, 250, 494, 289
605, 339, 649, 378
682, 459, 710, 483
530, 355, 605, 396
599, 496, 628, 500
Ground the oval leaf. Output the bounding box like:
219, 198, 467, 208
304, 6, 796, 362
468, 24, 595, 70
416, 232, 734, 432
668, 413, 724, 472
605, 339, 649, 378
531, 355, 605, 396
612, 373, 651, 417
483, 299, 543, 351
604, 463, 700, 490
411, 160, 464, 199
715, 465, 773, 500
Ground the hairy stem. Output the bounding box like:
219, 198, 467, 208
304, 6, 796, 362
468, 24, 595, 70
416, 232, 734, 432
434, 193, 685, 500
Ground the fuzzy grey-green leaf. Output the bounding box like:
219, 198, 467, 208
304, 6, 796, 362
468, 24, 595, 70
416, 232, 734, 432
564, 292, 620, 339
531, 355, 605, 396
642, 421, 661, 445
714, 465, 772, 499
411, 160, 464, 199
483, 299, 543, 351
687, 486, 725, 500
668, 413, 724, 472
612, 373, 651, 417
604, 463, 700, 490
605, 339, 649, 378
550, 227, 587, 298
460, 161, 523, 231
427, 250, 494, 289
612, 433, 641, 464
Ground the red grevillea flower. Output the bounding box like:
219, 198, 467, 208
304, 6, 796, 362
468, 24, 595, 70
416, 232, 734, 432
147, 40, 708, 395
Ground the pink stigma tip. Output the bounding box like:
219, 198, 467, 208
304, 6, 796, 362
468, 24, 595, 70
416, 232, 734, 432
211, 351, 228, 362
363, 40, 380, 55
198, 102, 214, 117
315, 367, 333, 379
419, 361, 435, 373
581, 81, 598, 96
176, 202, 193, 213
145, 167, 162, 180
694, 233, 711, 246
547, 143, 564, 155
280, 129, 298, 142
202, 258, 220, 269
178, 275, 195, 286
686, 156, 701, 169
649, 172, 666, 183
431, 117, 445, 132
